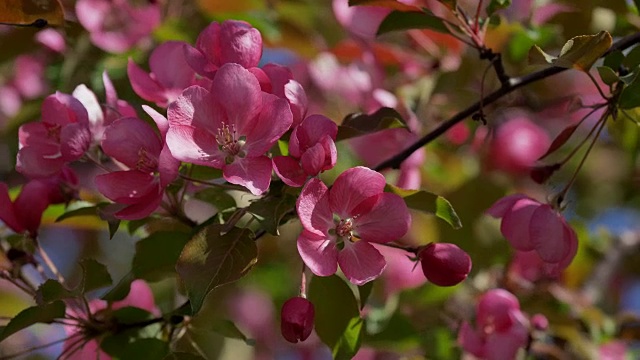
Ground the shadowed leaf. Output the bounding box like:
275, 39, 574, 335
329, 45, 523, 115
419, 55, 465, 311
0, 301, 65, 342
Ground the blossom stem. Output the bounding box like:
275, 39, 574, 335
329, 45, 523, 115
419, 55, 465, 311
374, 31, 640, 171
36, 243, 65, 284
557, 104, 608, 166
299, 263, 308, 298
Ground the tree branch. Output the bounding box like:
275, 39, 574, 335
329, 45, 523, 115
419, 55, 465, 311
374, 31, 640, 172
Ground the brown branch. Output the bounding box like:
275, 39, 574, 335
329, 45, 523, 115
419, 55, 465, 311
374, 31, 640, 172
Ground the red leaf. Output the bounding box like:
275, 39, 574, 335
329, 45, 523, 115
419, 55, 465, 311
538, 123, 580, 160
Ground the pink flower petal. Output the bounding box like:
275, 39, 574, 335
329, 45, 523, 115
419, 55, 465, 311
529, 205, 567, 263
165, 125, 223, 167
114, 193, 162, 220
300, 142, 326, 176
112, 279, 160, 316
62, 337, 111, 360
158, 145, 180, 187
477, 289, 520, 332
167, 85, 219, 130
127, 58, 165, 105
149, 41, 194, 91
297, 178, 334, 237
329, 166, 386, 218
338, 240, 386, 285
223, 156, 272, 195
14, 180, 54, 235
101, 117, 162, 168
0, 183, 24, 233
501, 198, 539, 251
352, 193, 410, 243
59, 122, 91, 160
457, 321, 484, 357
243, 93, 292, 156
216, 20, 262, 68
285, 80, 308, 127
42, 92, 89, 126
95, 171, 158, 204
486, 194, 529, 218
483, 321, 529, 360
16, 146, 65, 178
297, 230, 338, 277
273, 156, 307, 187
142, 105, 168, 138
212, 64, 262, 133
184, 43, 214, 78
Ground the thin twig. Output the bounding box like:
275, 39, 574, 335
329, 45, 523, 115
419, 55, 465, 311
374, 31, 640, 171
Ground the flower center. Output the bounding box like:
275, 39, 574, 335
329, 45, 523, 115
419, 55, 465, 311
46, 123, 62, 142
136, 148, 157, 173
215, 123, 245, 162
336, 218, 354, 238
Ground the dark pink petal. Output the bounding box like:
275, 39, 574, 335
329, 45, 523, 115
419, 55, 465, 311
59, 123, 91, 160
223, 156, 273, 195
529, 205, 567, 263
14, 180, 53, 235
296, 115, 338, 151
16, 146, 65, 178
457, 322, 484, 358
297, 178, 334, 237
217, 20, 262, 68
114, 193, 162, 220
484, 319, 529, 360
165, 125, 223, 167
0, 183, 24, 233
501, 198, 539, 251
103, 71, 136, 119
273, 156, 307, 187
396, 165, 421, 190
297, 230, 338, 276
158, 144, 180, 187
486, 194, 529, 218
142, 105, 169, 138
544, 222, 578, 276
352, 193, 410, 243
248, 67, 271, 93
280, 297, 315, 343
95, 171, 158, 204
322, 136, 338, 171
420, 243, 472, 287
149, 41, 194, 91
300, 142, 326, 176
262, 64, 293, 99
477, 289, 520, 332
18, 122, 54, 148
285, 81, 308, 127
35, 28, 66, 53
212, 64, 262, 133
127, 59, 164, 104
184, 43, 215, 78
338, 240, 386, 285
42, 92, 89, 126
101, 117, 162, 168
330, 166, 386, 218
243, 94, 292, 156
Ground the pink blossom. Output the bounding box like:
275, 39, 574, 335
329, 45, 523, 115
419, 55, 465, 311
259, 63, 308, 127
419, 242, 472, 287
489, 116, 550, 175
599, 340, 627, 360
166, 63, 292, 195
487, 194, 578, 272
332, 0, 391, 40
296, 166, 411, 285
281, 297, 315, 343
0, 167, 78, 236
17, 92, 91, 178
75, 0, 161, 53
72, 72, 137, 144
273, 114, 338, 187
374, 244, 427, 295
61, 280, 160, 359
458, 289, 530, 360
128, 41, 197, 107
35, 28, 66, 53
184, 20, 262, 79
95, 112, 179, 220
12, 55, 48, 99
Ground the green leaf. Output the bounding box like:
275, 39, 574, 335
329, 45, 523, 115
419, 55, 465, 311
194, 188, 237, 213
188, 165, 224, 181
364, 311, 420, 350
79, 258, 113, 294
163, 353, 206, 360
358, 282, 374, 310
624, 46, 640, 69
101, 272, 135, 302
486, 0, 511, 17
35, 279, 72, 304
132, 231, 191, 282
604, 50, 625, 70
620, 83, 640, 109
337, 107, 407, 141
176, 224, 257, 314
247, 188, 297, 236
96, 205, 122, 239
597, 66, 620, 86
102, 336, 169, 360
435, 196, 462, 229
377, 10, 449, 36
334, 317, 364, 360
111, 306, 154, 325
528, 31, 613, 72
385, 184, 462, 229
308, 275, 361, 358
208, 319, 253, 345
55, 202, 101, 222
0, 301, 66, 342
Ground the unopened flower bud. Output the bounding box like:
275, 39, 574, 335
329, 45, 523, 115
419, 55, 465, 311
420, 243, 472, 287
531, 313, 549, 331
281, 297, 315, 343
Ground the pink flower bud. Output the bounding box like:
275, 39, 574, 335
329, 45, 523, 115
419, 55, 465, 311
531, 313, 549, 331
280, 297, 315, 343
419, 243, 472, 287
